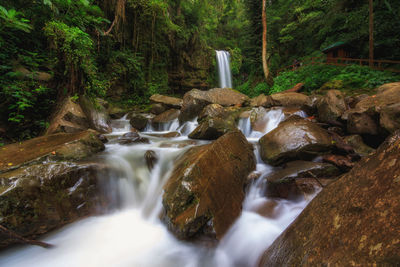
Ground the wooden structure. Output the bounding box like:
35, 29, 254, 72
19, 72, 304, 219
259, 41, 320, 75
322, 42, 349, 63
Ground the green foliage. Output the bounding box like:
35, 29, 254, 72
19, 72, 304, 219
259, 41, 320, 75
0, 5, 32, 32
270, 65, 400, 94
236, 74, 269, 97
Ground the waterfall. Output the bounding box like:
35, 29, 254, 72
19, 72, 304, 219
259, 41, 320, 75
216, 50, 233, 88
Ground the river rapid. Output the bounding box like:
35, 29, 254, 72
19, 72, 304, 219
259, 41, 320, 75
0, 110, 314, 267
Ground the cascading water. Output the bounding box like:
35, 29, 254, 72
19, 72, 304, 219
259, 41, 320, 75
0, 109, 314, 267
216, 50, 233, 88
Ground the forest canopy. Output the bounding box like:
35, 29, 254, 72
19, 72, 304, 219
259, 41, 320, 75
1, 0, 400, 141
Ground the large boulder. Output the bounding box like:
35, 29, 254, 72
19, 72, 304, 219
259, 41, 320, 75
259, 116, 333, 165
260, 131, 400, 266
380, 103, 400, 133
344, 82, 400, 135
79, 96, 112, 133
129, 114, 150, 131
347, 112, 379, 135
152, 109, 180, 124
316, 90, 348, 123
179, 88, 249, 122
189, 106, 242, 140
188, 117, 236, 140
162, 131, 255, 240
46, 98, 89, 135
0, 130, 105, 172
268, 92, 312, 110
150, 94, 183, 109
0, 162, 111, 248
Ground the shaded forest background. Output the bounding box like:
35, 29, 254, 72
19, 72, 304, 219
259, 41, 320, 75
1, 0, 400, 142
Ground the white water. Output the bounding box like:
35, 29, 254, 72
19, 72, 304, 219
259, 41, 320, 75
216, 50, 233, 88
0, 110, 313, 267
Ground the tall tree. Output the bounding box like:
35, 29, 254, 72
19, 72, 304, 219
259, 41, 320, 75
262, 0, 269, 81
369, 0, 374, 66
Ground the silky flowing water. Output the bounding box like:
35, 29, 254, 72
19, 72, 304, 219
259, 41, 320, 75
216, 50, 233, 89
0, 109, 314, 267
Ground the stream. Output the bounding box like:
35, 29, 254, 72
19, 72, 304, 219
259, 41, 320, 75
0, 109, 313, 267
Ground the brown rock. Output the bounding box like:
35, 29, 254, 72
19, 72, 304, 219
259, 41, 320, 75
46, 98, 89, 135
344, 135, 375, 157
198, 104, 225, 121
268, 92, 312, 110
129, 114, 149, 131
316, 90, 348, 123
150, 103, 166, 115
0, 162, 111, 249
117, 132, 149, 145
260, 132, 400, 266
152, 109, 180, 124
162, 131, 255, 240
250, 94, 269, 107
150, 94, 183, 109
179, 88, 249, 122
322, 154, 354, 171
380, 103, 400, 133
266, 178, 333, 199
265, 161, 341, 183
79, 96, 112, 133
0, 130, 105, 172
145, 150, 158, 171
259, 116, 333, 165
347, 112, 378, 135
189, 117, 236, 140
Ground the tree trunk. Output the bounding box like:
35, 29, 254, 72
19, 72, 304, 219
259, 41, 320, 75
369, 0, 374, 67
262, 0, 270, 81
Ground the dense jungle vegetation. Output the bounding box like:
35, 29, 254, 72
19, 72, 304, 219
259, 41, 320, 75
1, 0, 400, 142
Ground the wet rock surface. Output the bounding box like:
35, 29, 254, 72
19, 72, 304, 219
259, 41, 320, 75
188, 117, 236, 140
79, 96, 112, 134
0, 130, 105, 172
129, 114, 149, 131
259, 116, 333, 165
117, 132, 149, 145
260, 131, 400, 266
265, 178, 333, 200
162, 131, 255, 240
0, 162, 112, 249
152, 109, 180, 124
265, 161, 340, 183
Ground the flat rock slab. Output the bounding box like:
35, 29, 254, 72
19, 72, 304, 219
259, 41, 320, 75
150, 94, 183, 108
0, 130, 103, 172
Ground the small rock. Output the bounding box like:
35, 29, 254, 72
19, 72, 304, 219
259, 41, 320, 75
150, 103, 167, 115
322, 154, 354, 171
344, 135, 375, 157
129, 114, 149, 131
145, 150, 158, 171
